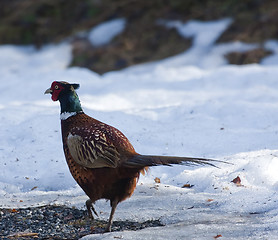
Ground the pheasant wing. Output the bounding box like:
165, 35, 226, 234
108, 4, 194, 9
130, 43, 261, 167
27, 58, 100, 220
67, 132, 120, 168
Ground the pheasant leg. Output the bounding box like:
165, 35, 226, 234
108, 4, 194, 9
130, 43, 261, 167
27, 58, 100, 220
86, 199, 98, 220
105, 199, 118, 232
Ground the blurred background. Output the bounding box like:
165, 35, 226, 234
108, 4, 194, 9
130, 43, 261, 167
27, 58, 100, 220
1, 0, 277, 74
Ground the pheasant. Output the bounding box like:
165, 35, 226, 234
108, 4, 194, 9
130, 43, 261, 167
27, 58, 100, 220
45, 81, 223, 232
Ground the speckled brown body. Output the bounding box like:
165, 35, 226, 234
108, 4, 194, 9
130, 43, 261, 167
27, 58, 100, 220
61, 112, 144, 205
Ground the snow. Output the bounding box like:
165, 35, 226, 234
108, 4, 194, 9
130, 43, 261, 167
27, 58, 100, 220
1, 18, 278, 239
88, 18, 126, 47
160, 18, 232, 47
262, 40, 278, 65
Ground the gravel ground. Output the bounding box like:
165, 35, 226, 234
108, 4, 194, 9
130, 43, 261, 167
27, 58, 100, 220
0, 205, 164, 239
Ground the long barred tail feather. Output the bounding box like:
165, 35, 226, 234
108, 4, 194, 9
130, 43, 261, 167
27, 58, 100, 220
123, 155, 230, 168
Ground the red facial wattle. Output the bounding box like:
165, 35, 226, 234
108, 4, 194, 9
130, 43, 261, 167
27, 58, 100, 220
50, 81, 64, 101
51, 91, 61, 101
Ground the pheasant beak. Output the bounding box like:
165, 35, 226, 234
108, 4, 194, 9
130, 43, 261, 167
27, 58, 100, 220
44, 88, 53, 94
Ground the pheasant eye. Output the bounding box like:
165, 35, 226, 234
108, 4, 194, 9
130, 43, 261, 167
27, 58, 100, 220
55, 85, 59, 90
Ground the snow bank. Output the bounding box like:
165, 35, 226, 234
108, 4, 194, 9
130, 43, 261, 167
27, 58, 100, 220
88, 18, 126, 46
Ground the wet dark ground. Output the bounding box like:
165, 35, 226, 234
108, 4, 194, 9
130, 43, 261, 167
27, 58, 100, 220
0, 205, 163, 239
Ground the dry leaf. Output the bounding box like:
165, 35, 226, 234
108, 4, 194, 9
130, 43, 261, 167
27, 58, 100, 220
31, 186, 38, 191
231, 176, 243, 187
154, 177, 160, 183
182, 184, 194, 188
207, 199, 214, 202
214, 234, 222, 239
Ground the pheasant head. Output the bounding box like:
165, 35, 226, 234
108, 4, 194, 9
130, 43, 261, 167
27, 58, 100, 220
45, 81, 83, 118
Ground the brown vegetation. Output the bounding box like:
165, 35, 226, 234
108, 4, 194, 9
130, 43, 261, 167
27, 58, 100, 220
1, 0, 277, 73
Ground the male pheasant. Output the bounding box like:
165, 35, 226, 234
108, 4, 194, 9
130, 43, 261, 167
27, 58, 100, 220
45, 81, 222, 232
